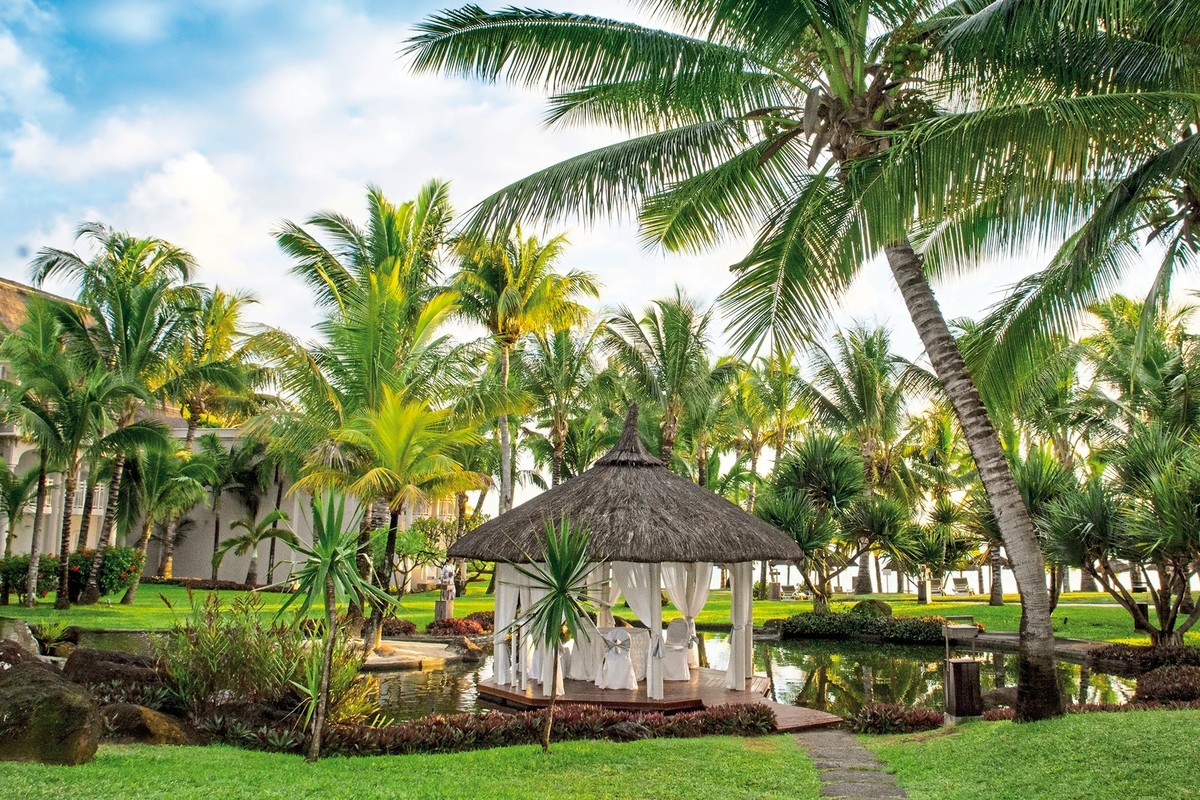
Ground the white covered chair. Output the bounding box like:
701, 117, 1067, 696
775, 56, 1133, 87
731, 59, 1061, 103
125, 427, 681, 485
595, 628, 636, 690
662, 618, 694, 681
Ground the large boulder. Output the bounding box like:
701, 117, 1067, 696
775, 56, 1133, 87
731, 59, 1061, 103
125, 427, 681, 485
0, 640, 39, 671
982, 686, 1019, 710
101, 704, 196, 745
62, 648, 160, 689
0, 661, 100, 765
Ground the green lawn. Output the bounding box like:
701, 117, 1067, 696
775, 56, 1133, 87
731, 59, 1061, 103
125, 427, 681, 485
870, 709, 1200, 800
2, 583, 1189, 645
0, 736, 820, 800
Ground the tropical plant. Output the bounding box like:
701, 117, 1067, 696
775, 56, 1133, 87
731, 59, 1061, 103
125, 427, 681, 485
276, 494, 394, 762
510, 516, 600, 753
523, 326, 603, 486
0, 461, 38, 560
213, 509, 298, 586
455, 227, 598, 511
197, 434, 264, 580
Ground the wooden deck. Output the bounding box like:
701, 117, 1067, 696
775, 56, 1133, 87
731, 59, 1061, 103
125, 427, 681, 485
477, 667, 841, 733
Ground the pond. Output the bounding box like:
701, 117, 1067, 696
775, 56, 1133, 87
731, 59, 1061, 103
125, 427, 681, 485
373, 633, 1137, 721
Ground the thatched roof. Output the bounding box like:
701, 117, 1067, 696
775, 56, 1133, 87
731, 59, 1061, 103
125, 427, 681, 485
0, 277, 76, 333
448, 405, 803, 564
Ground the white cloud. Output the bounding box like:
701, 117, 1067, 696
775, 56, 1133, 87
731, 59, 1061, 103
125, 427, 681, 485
7, 114, 196, 180
0, 27, 62, 117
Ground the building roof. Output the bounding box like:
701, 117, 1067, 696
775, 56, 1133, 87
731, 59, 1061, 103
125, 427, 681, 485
0, 277, 77, 333
447, 405, 804, 564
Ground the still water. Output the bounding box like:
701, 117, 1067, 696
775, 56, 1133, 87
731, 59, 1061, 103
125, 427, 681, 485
374, 634, 1136, 720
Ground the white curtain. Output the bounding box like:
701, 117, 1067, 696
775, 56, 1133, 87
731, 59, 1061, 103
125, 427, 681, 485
726, 561, 754, 689
493, 563, 522, 686
613, 561, 664, 700
662, 561, 712, 667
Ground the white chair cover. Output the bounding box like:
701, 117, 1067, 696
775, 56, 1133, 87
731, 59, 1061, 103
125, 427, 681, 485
595, 628, 636, 690
662, 561, 711, 668
662, 618, 692, 681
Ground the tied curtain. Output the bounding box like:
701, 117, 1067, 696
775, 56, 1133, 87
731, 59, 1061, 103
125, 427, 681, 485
492, 563, 522, 685
726, 561, 754, 690
591, 562, 619, 628
662, 562, 712, 667
612, 561, 664, 700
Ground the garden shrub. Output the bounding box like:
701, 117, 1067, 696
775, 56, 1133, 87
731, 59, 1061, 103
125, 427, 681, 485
380, 617, 418, 637
425, 618, 485, 636
780, 612, 958, 643
850, 599, 893, 618
1135, 666, 1200, 703
0, 548, 141, 602
850, 703, 944, 734
320, 703, 777, 757
463, 610, 494, 632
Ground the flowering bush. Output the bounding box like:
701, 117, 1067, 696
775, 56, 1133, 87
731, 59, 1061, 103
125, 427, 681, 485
0, 549, 140, 602
425, 618, 485, 636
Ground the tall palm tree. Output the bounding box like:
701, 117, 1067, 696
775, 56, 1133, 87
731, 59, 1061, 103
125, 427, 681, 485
605, 288, 718, 468
523, 326, 603, 486
197, 434, 264, 581
403, 0, 1189, 720
31, 223, 202, 605
454, 228, 598, 512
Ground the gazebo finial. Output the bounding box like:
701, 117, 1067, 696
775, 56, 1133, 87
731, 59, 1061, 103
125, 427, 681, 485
596, 403, 660, 467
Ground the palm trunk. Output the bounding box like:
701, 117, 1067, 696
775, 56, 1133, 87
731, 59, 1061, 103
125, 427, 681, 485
746, 448, 761, 511
854, 551, 873, 595
157, 517, 180, 579
454, 491, 468, 596
266, 469, 284, 582
697, 432, 708, 488
990, 548, 1005, 606
245, 552, 258, 587
81, 454, 124, 605
120, 518, 154, 605
54, 460, 79, 610
498, 347, 513, 514
885, 240, 1062, 721
210, 489, 223, 581
369, 508, 402, 651
758, 560, 769, 601
660, 411, 678, 468
77, 476, 96, 551
875, 557, 885, 595
308, 577, 337, 763
22, 456, 48, 608
1079, 570, 1098, 593
551, 426, 565, 487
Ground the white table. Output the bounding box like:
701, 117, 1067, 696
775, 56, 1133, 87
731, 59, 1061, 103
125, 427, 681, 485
567, 626, 650, 683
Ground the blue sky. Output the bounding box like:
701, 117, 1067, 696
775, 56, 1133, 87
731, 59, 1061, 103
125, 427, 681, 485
0, 0, 1167, 357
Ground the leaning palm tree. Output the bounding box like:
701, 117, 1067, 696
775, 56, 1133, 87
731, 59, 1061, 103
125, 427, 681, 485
403, 0, 1191, 720
511, 516, 600, 753
275, 493, 394, 762
454, 228, 598, 512
212, 509, 298, 586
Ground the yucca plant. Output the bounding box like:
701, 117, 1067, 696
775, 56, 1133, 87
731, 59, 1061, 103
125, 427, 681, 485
512, 516, 601, 753
276, 493, 394, 762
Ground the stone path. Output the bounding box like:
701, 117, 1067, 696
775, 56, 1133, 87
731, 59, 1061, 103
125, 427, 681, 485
793, 728, 906, 799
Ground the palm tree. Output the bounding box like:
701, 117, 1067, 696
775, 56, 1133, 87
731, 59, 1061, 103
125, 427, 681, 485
120, 443, 214, 604
454, 228, 598, 512
402, 0, 1181, 720
295, 390, 486, 648
523, 326, 603, 486
197, 434, 264, 581
512, 516, 599, 753
276, 494, 393, 762
0, 464, 38, 559
213, 509, 298, 586
605, 288, 718, 468
32, 223, 202, 605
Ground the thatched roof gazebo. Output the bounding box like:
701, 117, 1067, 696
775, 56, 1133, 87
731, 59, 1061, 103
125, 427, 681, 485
449, 405, 801, 703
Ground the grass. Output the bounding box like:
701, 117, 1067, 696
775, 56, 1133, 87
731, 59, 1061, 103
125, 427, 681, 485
2, 582, 1191, 645
0, 736, 821, 800
869, 709, 1200, 800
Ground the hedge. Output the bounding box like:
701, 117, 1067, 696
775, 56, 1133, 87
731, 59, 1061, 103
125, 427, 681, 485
779, 611, 965, 643
0, 547, 142, 602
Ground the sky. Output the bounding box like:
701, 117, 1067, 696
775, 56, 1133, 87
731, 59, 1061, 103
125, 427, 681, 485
0, 0, 1173, 363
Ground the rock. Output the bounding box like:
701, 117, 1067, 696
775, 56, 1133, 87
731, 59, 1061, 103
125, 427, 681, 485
982, 686, 1019, 710
62, 648, 160, 689
58, 626, 84, 645
101, 704, 196, 745
604, 720, 653, 741
50, 642, 76, 659
0, 620, 40, 656
0, 661, 100, 765
0, 640, 39, 671
459, 636, 485, 663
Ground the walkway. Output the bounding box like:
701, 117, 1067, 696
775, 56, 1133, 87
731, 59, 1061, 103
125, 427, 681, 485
793, 728, 906, 799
